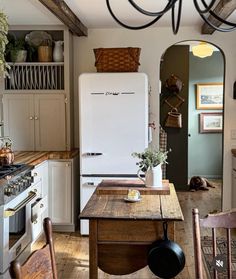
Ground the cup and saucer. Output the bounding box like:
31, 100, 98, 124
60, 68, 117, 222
124, 189, 142, 202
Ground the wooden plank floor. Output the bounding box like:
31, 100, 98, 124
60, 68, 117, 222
33, 180, 223, 279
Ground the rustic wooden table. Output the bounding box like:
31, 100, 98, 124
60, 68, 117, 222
80, 183, 184, 279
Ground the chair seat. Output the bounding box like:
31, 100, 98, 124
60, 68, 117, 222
9, 217, 57, 279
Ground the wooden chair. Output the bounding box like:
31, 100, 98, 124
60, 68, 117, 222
9, 217, 57, 279
192, 208, 236, 279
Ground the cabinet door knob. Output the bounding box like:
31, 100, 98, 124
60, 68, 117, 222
34, 116, 38, 120
29, 116, 34, 120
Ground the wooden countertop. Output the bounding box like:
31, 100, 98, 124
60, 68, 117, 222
14, 149, 79, 166
80, 183, 184, 221
232, 149, 236, 157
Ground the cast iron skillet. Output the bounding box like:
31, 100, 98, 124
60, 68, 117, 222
147, 222, 185, 279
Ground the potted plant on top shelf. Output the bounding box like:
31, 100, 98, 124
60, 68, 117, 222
132, 147, 170, 188
5, 34, 36, 63
0, 10, 9, 77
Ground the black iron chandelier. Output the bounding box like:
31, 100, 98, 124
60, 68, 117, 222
106, 0, 236, 34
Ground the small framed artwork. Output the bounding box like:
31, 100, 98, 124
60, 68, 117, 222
199, 112, 223, 133
196, 83, 223, 110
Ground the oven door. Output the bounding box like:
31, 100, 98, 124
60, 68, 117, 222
1, 189, 37, 274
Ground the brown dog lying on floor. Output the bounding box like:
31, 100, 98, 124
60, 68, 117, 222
189, 176, 215, 191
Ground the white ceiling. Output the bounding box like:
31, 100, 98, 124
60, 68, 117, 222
1, 0, 236, 30
1, 0, 204, 27
64, 0, 205, 28
1, 0, 61, 25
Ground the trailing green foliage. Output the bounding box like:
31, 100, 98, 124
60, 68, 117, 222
132, 148, 171, 172
0, 10, 9, 77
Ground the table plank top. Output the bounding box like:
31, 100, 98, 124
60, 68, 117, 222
80, 183, 184, 221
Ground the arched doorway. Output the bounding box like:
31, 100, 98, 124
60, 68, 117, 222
159, 41, 224, 210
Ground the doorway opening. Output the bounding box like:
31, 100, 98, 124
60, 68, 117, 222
159, 41, 224, 211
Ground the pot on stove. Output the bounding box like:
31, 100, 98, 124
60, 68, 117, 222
0, 137, 14, 166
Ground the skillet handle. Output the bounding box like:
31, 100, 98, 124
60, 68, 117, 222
163, 221, 169, 241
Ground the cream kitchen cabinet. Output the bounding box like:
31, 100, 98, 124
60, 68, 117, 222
3, 93, 66, 151
0, 26, 74, 150
48, 156, 78, 232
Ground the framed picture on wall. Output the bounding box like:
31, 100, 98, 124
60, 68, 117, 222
196, 83, 223, 109
199, 112, 223, 133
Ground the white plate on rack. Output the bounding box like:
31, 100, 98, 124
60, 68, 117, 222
46, 66, 51, 89
38, 67, 42, 89
30, 67, 34, 90
26, 68, 30, 89
14, 68, 19, 89
21, 67, 25, 89
42, 67, 47, 89
51, 67, 55, 89
34, 66, 38, 90
9, 69, 15, 89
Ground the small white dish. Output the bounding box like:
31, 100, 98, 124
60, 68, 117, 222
124, 197, 142, 203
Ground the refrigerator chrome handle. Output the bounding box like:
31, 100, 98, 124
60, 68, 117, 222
84, 152, 103, 156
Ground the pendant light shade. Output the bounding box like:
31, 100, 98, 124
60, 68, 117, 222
192, 42, 214, 58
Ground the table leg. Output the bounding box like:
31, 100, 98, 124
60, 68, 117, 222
89, 219, 98, 279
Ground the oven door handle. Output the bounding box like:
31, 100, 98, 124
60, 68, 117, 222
4, 191, 37, 218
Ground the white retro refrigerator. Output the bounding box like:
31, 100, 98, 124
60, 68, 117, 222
79, 73, 148, 235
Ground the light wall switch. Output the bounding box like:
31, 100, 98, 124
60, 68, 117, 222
231, 130, 236, 139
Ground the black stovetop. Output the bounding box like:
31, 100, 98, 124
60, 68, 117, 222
0, 164, 26, 179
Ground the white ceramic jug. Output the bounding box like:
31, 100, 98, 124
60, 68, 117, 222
53, 41, 64, 62
138, 164, 162, 187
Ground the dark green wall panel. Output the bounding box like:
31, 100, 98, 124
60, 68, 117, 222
160, 45, 189, 190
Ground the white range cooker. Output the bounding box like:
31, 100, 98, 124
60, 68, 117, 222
0, 163, 41, 279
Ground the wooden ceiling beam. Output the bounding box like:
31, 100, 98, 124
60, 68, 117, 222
38, 0, 87, 36
201, 0, 236, 34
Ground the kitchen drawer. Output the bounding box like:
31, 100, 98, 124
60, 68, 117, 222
32, 165, 43, 184
97, 220, 174, 242
31, 195, 48, 223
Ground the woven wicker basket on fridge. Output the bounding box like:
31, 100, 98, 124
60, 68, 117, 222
93, 47, 141, 72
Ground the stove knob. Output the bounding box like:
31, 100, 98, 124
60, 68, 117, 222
4, 188, 9, 196
4, 186, 13, 196
13, 182, 20, 191
11, 185, 18, 195
18, 181, 24, 191
25, 176, 33, 183
21, 178, 28, 186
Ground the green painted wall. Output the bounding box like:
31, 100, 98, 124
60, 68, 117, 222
188, 51, 224, 179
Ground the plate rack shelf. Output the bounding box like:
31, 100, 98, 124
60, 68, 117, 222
5, 62, 64, 91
